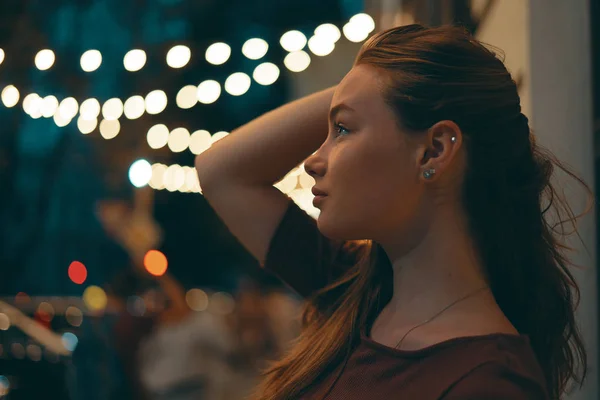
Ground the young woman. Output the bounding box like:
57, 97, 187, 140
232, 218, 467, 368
195, 24, 589, 399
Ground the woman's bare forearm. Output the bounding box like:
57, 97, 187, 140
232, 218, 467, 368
195, 86, 335, 188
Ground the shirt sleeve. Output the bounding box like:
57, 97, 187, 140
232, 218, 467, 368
262, 199, 365, 299
441, 362, 549, 400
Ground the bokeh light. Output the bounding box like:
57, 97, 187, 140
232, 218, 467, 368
102, 98, 124, 120
53, 112, 71, 127
80, 49, 102, 72
1, 85, 19, 108
196, 80, 221, 104
0, 49, 5, 65
211, 131, 230, 144
23, 93, 41, 115
61, 332, 79, 352
124, 49, 147, 72
124, 95, 145, 119
99, 119, 120, 140
149, 163, 167, 190
343, 19, 371, 43
208, 292, 235, 315
79, 98, 101, 120
129, 159, 152, 188
225, 72, 251, 96
37, 302, 55, 322
35, 49, 55, 70
168, 127, 191, 153
26, 344, 42, 362
144, 250, 168, 276
308, 36, 335, 56
40, 95, 59, 118
280, 30, 307, 52
65, 306, 83, 327
15, 292, 30, 306
145, 90, 168, 114
77, 116, 97, 134
189, 130, 212, 155
253, 62, 280, 85
176, 85, 198, 109
147, 124, 170, 149
186, 288, 209, 311
350, 13, 376, 34
284, 51, 311, 72
205, 42, 231, 65
83, 285, 107, 312
242, 38, 269, 60
58, 97, 79, 120
0, 376, 9, 396
68, 261, 87, 284
314, 23, 341, 43
166, 45, 191, 68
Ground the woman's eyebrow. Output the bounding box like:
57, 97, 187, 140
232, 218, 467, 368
329, 103, 355, 121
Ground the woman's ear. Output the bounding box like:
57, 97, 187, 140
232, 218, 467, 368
419, 120, 462, 182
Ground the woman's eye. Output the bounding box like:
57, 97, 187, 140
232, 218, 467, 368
334, 123, 350, 137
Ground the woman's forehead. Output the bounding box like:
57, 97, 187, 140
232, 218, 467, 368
333, 65, 387, 112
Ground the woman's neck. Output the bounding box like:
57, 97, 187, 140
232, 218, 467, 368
379, 203, 489, 323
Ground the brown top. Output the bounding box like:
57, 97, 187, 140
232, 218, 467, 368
263, 201, 549, 399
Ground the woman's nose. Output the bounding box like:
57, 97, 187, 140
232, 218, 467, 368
304, 148, 327, 179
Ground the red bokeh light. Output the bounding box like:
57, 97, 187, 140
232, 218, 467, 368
68, 261, 88, 285
143, 250, 168, 276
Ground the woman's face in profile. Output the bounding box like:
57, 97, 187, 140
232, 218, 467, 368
305, 64, 429, 245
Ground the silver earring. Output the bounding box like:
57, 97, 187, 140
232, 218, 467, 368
423, 168, 436, 179
451, 136, 457, 143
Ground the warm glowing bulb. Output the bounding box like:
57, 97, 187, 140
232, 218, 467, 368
80, 49, 102, 72
205, 42, 231, 65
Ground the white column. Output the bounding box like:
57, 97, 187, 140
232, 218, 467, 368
529, 1, 597, 399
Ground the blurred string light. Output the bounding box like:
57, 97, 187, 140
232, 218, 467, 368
83, 285, 107, 312
148, 163, 201, 193
147, 126, 227, 154
99, 119, 120, 139
18, 13, 369, 74
147, 124, 170, 149
80, 49, 102, 72
224, 72, 251, 96
65, 306, 83, 327
129, 159, 152, 188
0, 375, 8, 397
40, 95, 59, 118
343, 13, 375, 43
124, 95, 145, 119
0, 49, 5, 65
35, 49, 55, 70
1, 85, 19, 108
144, 250, 168, 276
124, 49, 147, 72
61, 332, 78, 352
167, 127, 191, 153
145, 90, 168, 114
102, 98, 124, 120
166, 45, 191, 68
280, 30, 307, 52
205, 42, 231, 65
176, 85, 197, 109
27, 344, 42, 362
208, 292, 235, 315
242, 38, 268, 60
68, 261, 87, 285
58, 97, 79, 120
185, 288, 208, 311
77, 116, 97, 135
253, 62, 280, 85
196, 80, 221, 104
79, 98, 101, 120
284, 51, 311, 72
